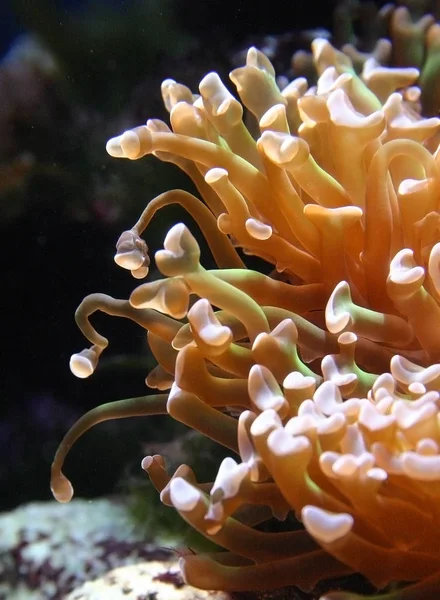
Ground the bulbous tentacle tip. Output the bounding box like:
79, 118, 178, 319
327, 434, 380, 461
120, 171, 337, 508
106, 135, 125, 158
50, 470, 74, 503
114, 230, 150, 272
70, 345, 102, 379
106, 127, 152, 160
155, 223, 201, 276
69, 349, 97, 378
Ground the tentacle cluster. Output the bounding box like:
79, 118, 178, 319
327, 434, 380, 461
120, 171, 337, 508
53, 4, 440, 599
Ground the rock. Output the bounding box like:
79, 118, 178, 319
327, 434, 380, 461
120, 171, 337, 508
65, 561, 231, 600
0, 497, 172, 599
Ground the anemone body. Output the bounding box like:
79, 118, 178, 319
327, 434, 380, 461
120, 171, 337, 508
52, 4, 440, 599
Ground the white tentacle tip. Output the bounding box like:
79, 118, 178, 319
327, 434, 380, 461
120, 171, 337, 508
302, 506, 353, 544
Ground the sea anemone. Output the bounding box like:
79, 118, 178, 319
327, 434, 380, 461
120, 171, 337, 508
52, 4, 440, 598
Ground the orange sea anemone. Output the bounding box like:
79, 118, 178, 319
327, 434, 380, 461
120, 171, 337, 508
52, 4, 440, 598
